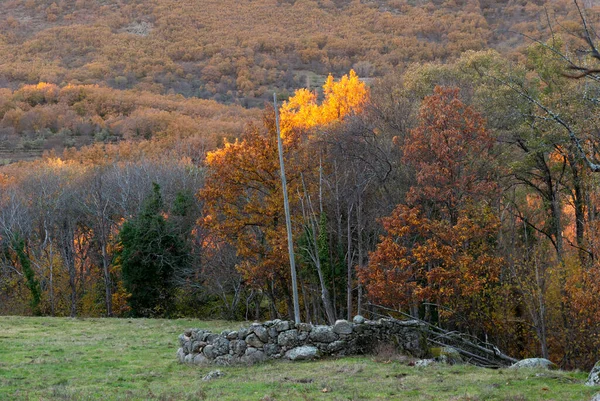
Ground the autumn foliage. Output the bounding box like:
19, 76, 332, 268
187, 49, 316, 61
361, 87, 502, 334
4, 1, 600, 370
201, 71, 368, 314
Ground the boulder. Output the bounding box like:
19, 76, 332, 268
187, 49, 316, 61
193, 353, 209, 365
178, 334, 189, 347
203, 344, 216, 359
333, 320, 353, 335
297, 323, 313, 332
285, 345, 320, 361
510, 358, 557, 370
309, 325, 338, 343
353, 315, 365, 324
231, 339, 247, 356
268, 327, 278, 339
277, 329, 299, 347
226, 331, 238, 340
176, 347, 185, 363
298, 331, 309, 342
587, 361, 600, 386
202, 370, 224, 381
327, 340, 346, 353
591, 394, 600, 401
275, 320, 290, 332
434, 347, 463, 365
414, 359, 435, 367
184, 353, 193, 364
191, 341, 206, 353
264, 343, 281, 357
214, 354, 234, 366
245, 333, 264, 348
211, 337, 230, 357
244, 347, 267, 364
252, 325, 269, 343
206, 333, 220, 342
237, 328, 248, 340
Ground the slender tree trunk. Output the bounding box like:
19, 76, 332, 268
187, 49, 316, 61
356, 193, 363, 317
347, 203, 353, 321
60, 220, 77, 318
101, 239, 112, 317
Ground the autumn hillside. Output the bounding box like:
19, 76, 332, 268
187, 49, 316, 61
0, 0, 588, 105
0, 83, 259, 164
0, 0, 592, 162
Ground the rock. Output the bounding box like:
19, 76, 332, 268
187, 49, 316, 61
203, 344, 216, 359
202, 370, 224, 381
237, 328, 248, 340
176, 316, 430, 366
434, 347, 463, 365
231, 340, 247, 356
193, 353, 209, 365
510, 358, 557, 370
353, 315, 365, 324
214, 354, 234, 366
176, 347, 185, 363
277, 329, 299, 347
191, 341, 207, 353
206, 333, 220, 342
587, 361, 600, 386
333, 320, 353, 335
309, 325, 338, 343
244, 347, 266, 364
297, 323, 312, 332
285, 345, 320, 361
275, 320, 290, 332
178, 334, 189, 347
298, 331, 309, 342
245, 333, 264, 348
414, 359, 435, 367
268, 327, 278, 339
591, 394, 600, 401
327, 340, 346, 353
252, 325, 269, 343
264, 343, 281, 357
211, 337, 230, 357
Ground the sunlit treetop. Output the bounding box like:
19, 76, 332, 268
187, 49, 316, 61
279, 69, 369, 140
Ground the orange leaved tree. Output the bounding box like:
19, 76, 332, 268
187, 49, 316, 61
200, 70, 369, 320
361, 86, 503, 335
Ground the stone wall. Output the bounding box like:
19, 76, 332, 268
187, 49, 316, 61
176, 316, 427, 365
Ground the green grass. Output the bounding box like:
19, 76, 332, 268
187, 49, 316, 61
0, 316, 595, 400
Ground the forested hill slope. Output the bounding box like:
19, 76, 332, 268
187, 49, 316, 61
0, 0, 588, 106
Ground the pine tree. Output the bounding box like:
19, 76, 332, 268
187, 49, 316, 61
117, 183, 190, 317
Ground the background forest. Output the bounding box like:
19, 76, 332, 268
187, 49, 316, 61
2, 0, 600, 371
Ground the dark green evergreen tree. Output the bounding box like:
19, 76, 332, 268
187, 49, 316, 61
117, 183, 190, 317
14, 236, 41, 315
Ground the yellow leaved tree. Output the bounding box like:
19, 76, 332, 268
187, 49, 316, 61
201, 70, 368, 319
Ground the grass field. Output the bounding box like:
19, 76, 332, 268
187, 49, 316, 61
0, 316, 596, 401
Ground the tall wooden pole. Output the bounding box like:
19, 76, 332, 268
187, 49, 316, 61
274, 93, 301, 324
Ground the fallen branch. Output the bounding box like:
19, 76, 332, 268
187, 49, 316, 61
367, 303, 518, 368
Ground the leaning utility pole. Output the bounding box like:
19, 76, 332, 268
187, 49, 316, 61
274, 93, 301, 324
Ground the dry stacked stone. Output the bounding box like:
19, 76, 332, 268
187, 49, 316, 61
176, 317, 426, 365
